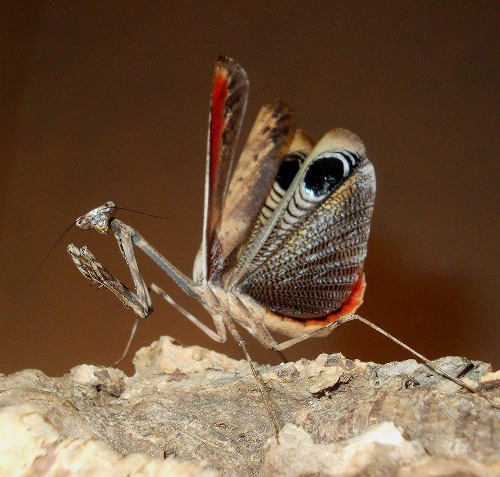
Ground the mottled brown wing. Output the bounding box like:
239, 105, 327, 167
231, 129, 376, 318
201, 57, 249, 281
218, 102, 296, 259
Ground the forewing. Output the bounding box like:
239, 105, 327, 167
232, 128, 376, 318
201, 56, 249, 281
218, 102, 296, 258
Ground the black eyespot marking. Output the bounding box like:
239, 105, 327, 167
303, 156, 345, 197
275, 152, 305, 191
303, 151, 360, 198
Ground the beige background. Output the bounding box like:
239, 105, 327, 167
2, 2, 498, 377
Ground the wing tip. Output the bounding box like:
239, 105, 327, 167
311, 128, 366, 157
215, 56, 248, 82
290, 129, 315, 152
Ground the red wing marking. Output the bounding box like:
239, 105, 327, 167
209, 69, 229, 196
202, 57, 249, 281
263, 272, 366, 335
323, 272, 366, 324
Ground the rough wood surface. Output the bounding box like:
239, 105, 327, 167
0, 335, 499, 476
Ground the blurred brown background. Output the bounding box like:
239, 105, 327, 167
1, 2, 498, 377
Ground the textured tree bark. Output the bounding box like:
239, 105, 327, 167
0, 335, 499, 476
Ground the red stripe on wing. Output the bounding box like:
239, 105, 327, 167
324, 272, 366, 322
209, 70, 229, 194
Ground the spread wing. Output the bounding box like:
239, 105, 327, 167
218, 101, 296, 259
200, 57, 249, 281
227, 128, 376, 318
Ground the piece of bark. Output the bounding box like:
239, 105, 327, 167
0, 335, 499, 476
